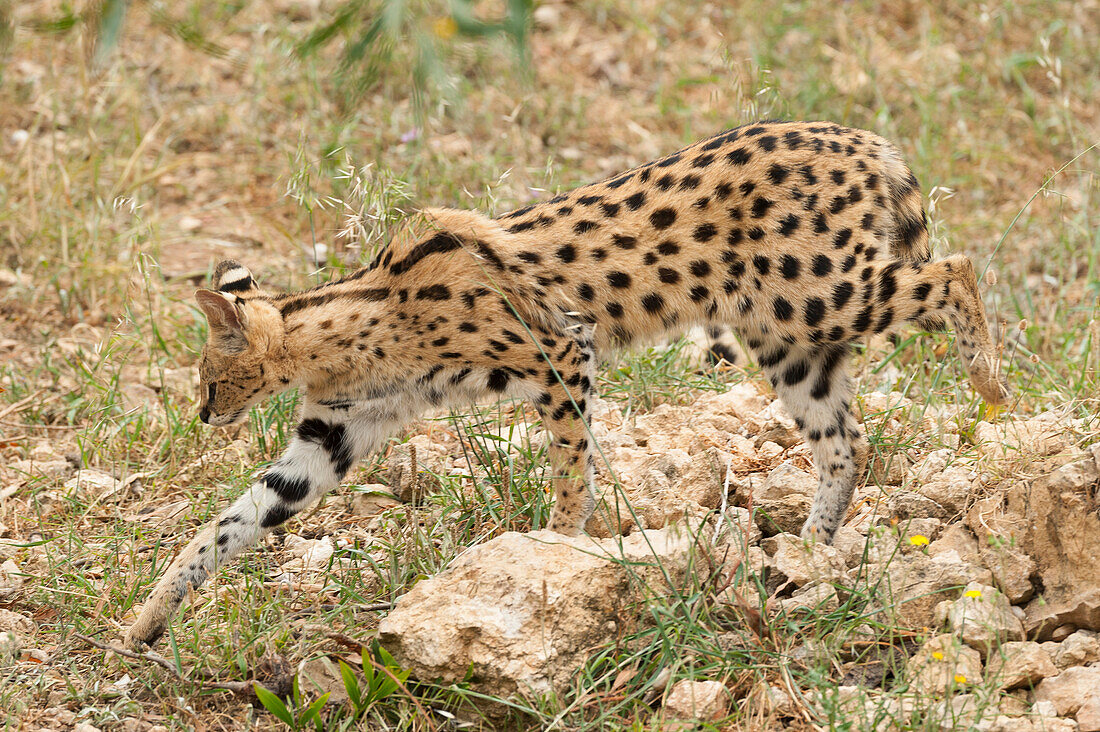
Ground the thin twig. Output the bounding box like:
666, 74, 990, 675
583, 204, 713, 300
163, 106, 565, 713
72, 633, 268, 697
0, 391, 44, 422
289, 600, 395, 619
0, 420, 78, 431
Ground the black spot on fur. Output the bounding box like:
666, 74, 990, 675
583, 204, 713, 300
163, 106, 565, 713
658, 267, 680, 284
778, 214, 800, 236
650, 208, 677, 229
726, 148, 752, 165
264, 472, 311, 503
416, 284, 451, 301
693, 223, 717, 242
607, 271, 631, 288
767, 163, 789, 184
487, 369, 510, 392
780, 255, 801, 279
832, 281, 854, 309
805, 297, 826, 326
642, 292, 665, 312
690, 260, 711, 277
389, 232, 463, 275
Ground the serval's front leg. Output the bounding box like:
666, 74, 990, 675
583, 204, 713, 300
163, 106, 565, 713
125, 404, 393, 649
530, 336, 599, 536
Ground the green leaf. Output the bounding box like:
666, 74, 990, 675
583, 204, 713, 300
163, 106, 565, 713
253, 683, 295, 727
338, 659, 363, 709
299, 692, 330, 725
93, 0, 128, 65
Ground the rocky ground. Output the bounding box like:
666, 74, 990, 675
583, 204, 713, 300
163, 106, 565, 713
354, 380, 1100, 730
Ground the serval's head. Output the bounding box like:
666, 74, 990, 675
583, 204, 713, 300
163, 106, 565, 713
195, 261, 287, 426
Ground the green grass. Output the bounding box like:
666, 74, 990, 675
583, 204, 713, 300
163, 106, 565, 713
1, 0, 1098, 729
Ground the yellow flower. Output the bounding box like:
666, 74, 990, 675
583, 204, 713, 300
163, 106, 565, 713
432, 16, 458, 39
931, 651, 944, 661
909, 535, 930, 547
965, 589, 983, 599
954, 674, 968, 685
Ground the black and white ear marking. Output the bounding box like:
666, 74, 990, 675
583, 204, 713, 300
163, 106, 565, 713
212, 260, 256, 294
196, 289, 243, 331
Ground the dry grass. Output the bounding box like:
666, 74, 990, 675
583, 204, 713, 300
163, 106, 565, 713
1, 0, 1098, 729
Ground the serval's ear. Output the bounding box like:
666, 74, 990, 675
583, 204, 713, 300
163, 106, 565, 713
211, 260, 259, 295
195, 289, 243, 332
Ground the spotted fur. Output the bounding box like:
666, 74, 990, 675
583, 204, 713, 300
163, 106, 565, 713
126, 121, 1007, 649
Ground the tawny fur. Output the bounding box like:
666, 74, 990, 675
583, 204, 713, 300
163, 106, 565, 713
125, 121, 1007, 649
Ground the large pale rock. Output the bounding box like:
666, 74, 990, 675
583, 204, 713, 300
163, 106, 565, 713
975, 413, 1077, 458
907, 634, 983, 695
587, 447, 728, 537
1051, 630, 1100, 669
883, 490, 949, 522
944, 583, 1024, 657
880, 551, 993, 630
985, 641, 1058, 690
663, 679, 729, 722
979, 544, 1036, 604
928, 524, 981, 564
1034, 666, 1100, 717
765, 533, 845, 587
1078, 694, 1100, 732
378, 525, 700, 700
1007, 457, 1100, 638
915, 464, 977, 514
745, 462, 815, 535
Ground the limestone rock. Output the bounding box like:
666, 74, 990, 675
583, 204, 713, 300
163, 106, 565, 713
915, 463, 977, 514
0, 608, 35, 638
975, 413, 1077, 458
780, 582, 838, 614
711, 506, 761, 551
64, 469, 121, 496
963, 454, 1100, 639
985, 641, 1059, 690
746, 462, 816, 535
663, 679, 729, 722
979, 543, 1036, 604
832, 526, 871, 568
0, 630, 19, 665
881, 551, 993, 630
765, 533, 845, 587
944, 583, 1025, 657
1034, 666, 1100, 716
1078, 694, 1100, 732
297, 656, 350, 705
907, 634, 983, 695
378, 524, 701, 700
883, 490, 949, 522
928, 524, 981, 564
0, 559, 23, 599
348, 485, 402, 516
1051, 630, 1100, 669
909, 449, 955, 484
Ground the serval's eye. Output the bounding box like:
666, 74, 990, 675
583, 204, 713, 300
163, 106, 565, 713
207, 383, 217, 402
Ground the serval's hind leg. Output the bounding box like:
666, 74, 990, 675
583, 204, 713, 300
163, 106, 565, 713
751, 341, 865, 543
